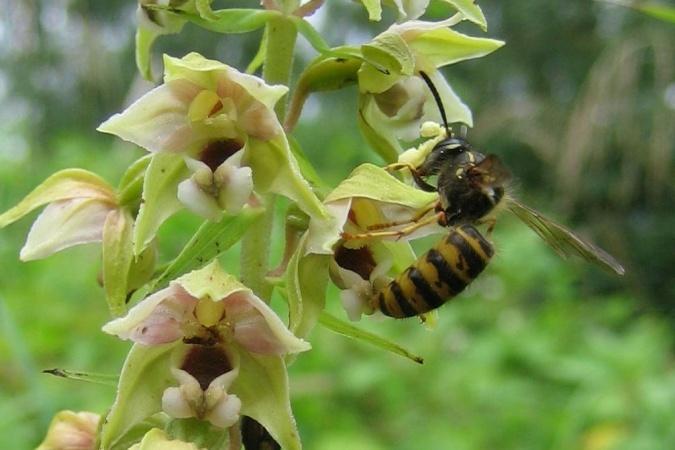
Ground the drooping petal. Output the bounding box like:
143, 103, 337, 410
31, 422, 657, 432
215, 163, 253, 214
102, 284, 197, 345
20, 198, 116, 261
98, 79, 202, 153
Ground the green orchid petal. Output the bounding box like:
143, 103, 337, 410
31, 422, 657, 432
36, 411, 100, 450
134, 153, 188, 255
362, 30, 415, 79
232, 351, 302, 450
135, 27, 161, 81
407, 27, 504, 69
285, 233, 330, 338
103, 208, 135, 317
245, 135, 328, 221
100, 343, 179, 450
356, 101, 402, 162
441, 0, 488, 30
128, 428, 202, 450
325, 163, 437, 207
178, 8, 279, 35
0, 169, 115, 228
118, 155, 152, 207
423, 69, 473, 126
163, 53, 288, 112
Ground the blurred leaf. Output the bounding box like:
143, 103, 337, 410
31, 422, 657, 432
598, 0, 675, 23
179, 8, 279, 34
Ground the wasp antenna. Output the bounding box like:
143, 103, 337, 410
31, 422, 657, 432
418, 71, 450, 137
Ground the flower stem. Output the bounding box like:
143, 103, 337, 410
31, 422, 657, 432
240, 15, 298, 300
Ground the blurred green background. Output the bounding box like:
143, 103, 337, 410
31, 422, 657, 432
1, 1, 673, 449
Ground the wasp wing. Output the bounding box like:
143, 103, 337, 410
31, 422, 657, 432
507, 199, 625, 275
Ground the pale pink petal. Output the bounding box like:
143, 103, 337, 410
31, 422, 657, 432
223, 292, 311, 355
214, 162, 253, 214
20, 198, 115, 261
205, 394, 241, 429
97, 79, 202, 153
102, 285, 197, 345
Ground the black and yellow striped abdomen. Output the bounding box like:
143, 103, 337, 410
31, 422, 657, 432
372, 224, 494, 318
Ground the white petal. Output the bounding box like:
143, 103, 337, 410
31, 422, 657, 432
205, 394, 241, 429
97, 79, 201, 153
102, 284, 197, 345
215, 163, 253, 214
20, 198, 114, 261
176, 178, 222, 221
340, 288, 369, 322
161, 387, 195, 419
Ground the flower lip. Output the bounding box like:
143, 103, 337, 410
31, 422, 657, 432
334, 244, 377, 281
181, 344, 232, 390
199, 139, 245, 172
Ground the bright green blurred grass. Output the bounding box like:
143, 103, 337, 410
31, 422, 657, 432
1, 135, 673, 450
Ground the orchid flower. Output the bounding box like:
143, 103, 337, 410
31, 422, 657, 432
98, 52, 326, 251
357, 16, 503, 159
100, 260, 307, 450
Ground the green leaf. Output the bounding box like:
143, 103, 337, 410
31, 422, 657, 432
150, 207, 264, 291
42, 368, 118, 387
598, 0, 675, 23
291, 16, 331, 53
285, 234, 330, 338
319, 312, 424, 364
0, 169, 115, 228
441, 0, 488, 30
100, 343, 178, 450
103, 209, 135, 317
246, 27, 267, 74
233, 351, 302, 450
118, 155, 152, 208
179, 8, 279, 34
134, 153, 187, 255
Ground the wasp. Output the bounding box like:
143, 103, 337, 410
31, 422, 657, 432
342, 72, 624, 319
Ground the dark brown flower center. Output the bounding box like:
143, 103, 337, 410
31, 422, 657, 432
181, 345, 232, 390
334, 245, 376, 281
199, 139, 244, 172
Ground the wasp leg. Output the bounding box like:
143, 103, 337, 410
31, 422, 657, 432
342, 211, 444, 241
477, 217, 497, 237
384, 162, 436, 192
366, 202, 438, 231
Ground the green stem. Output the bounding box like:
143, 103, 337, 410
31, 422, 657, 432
240, 15, 298, 300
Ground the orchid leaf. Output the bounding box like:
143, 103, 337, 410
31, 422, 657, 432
99, 343, 178, 450
103, 208, 135, 317
134, 153, 187, 255
150, 206, 263, 291
0, 169, 115, 228
233, 351, 302, 450
42, 368, 118, 387
319, 312, 424, 364
407, 28, 504, 68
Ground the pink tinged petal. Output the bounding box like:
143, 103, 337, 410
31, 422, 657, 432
239, 101, 282, 140
20, 198, 115, 261
224, 292, 311, 355
102, 285, 197, 345
37, 411, 100, 450
97, 79, 201, 153
177, 178, 222, 221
